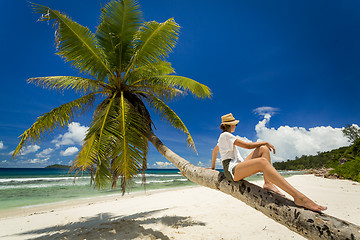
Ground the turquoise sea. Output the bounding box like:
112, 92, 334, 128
0, 168, 303, 211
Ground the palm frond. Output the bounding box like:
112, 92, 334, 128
127, 61, 175, 85
28, 76, 112, 94
31, 3, 113, 81
77, 93, 119, 189
111, 91, 149, 193
79, 91, 149, 191
133, 84, 184, 102
141, 140, 148, 187
124, 18, 180, 79
96, 0, 142, 73
94, 159, 112, 189
147, 95, 196, 152
71, 134, 97, 171
12, 93, 96, 157
122, 91, 153, 128
155, 75, 212, 99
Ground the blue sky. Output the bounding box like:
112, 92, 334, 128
0, 0, 359, 168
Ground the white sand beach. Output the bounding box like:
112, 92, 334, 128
0, 174, 359, 240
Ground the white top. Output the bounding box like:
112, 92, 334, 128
217, 132, 244, 162
217, 132, 244, 178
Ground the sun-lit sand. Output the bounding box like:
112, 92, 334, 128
0, 174, 359, 240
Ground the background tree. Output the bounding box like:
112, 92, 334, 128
12, 0, 211, 193
342, 124, 360, 143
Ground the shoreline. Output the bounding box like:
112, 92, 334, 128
1, 175, 359, 240
0, 185, 199, 220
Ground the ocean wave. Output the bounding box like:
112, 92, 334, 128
134, 179, 189, 184
0, 176, 90, 183
0, 181, 90, 190
0, 178, 189, 189
279, 170, 304, 175
135, 174, 182, 177
0, 174, 182, 183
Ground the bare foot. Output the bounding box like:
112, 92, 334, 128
294, 195, 327, 212
263, 183, 285, 197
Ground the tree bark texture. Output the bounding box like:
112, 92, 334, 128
147, 131, 360, 240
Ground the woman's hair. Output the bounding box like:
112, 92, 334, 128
220, 124, 231, 132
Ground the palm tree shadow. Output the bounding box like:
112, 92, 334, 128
12, 208, 206, 240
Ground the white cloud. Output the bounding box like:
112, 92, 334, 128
251, 114, 351, 162
12, 145, 40, 155
0, 157, 52, 167
215, 158, 222, 169
52, 122, 88, 147
152, 161, 175, 168
197, 161, 205, 167
0, 141, 4, 149
28, 158, 49, 164
60, 146, 79, 156
253, 106, 279, 116
36, 148, 54, 158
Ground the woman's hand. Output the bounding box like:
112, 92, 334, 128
265, 142, 276, 154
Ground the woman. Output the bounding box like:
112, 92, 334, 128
210, 113, 327, 212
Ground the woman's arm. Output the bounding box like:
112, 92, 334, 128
209, 145, 219, 169
234, 139, 276, 154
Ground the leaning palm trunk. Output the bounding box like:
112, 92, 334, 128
147, 131, 360, 240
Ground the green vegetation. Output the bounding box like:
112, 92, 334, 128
45, 164, 70, 169
12, 0, 211, 193
273, 139, 360, 182
330, 157, 360, 182
342, 124, 360, 143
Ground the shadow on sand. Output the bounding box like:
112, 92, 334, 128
11, 208, 206, 240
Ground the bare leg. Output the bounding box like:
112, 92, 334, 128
233, 157, 327, 212
245, 146, 283, 195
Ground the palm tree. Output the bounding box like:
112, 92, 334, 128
12, 0, 211, 192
